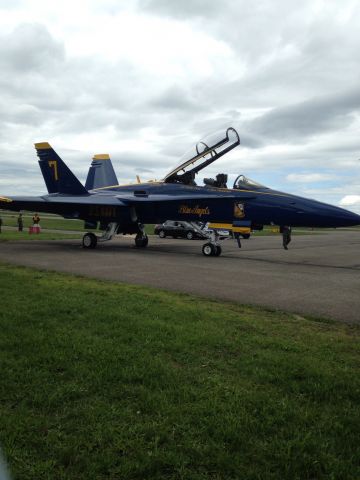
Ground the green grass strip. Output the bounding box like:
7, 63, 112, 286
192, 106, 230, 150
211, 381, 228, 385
0, 231, 82, 241
0, 264, 359, 480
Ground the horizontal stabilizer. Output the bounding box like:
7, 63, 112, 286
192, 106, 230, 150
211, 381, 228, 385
35, 142, 88, 195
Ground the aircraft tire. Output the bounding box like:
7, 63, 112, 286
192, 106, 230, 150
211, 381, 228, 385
202, 243, 216, 256
214, 245, 222, 256
135, 234, 148, 248
241, 234, 250, 239
186, 231, 194, 240
83, 232, 97, 249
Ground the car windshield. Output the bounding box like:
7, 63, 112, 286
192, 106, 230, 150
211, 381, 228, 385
233, 174, 267, 190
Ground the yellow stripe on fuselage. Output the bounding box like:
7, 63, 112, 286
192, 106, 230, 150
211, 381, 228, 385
208, 223, 251, 233
208, 223, 232, 229
232, 227, 251, 233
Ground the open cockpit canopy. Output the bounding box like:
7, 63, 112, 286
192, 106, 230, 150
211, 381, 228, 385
163, 127, 240, 185
233, 174, 267, 190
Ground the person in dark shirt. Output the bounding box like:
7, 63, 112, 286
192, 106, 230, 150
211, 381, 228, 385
234, 231, 242, 248
17, 213, 23, 232
282, 225, 292, 250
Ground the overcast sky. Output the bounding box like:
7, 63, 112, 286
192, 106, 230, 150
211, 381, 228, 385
0, 0, 360, 213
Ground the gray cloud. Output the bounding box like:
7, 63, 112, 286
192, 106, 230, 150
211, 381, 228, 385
245, 89, 360, 143
0, 23, 64, 73
139, 0, 221, 19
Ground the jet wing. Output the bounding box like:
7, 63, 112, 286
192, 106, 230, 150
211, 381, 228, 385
1, 192, 255, 209
1, 194, 128, 207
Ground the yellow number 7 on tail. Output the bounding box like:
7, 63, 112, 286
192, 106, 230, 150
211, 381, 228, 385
48, 160, 58, 180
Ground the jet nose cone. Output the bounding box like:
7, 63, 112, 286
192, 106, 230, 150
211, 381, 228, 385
343, 211, 360, 226
330, 206, 360, 227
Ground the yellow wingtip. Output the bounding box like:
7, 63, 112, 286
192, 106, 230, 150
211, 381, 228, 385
93, 154, 110, 160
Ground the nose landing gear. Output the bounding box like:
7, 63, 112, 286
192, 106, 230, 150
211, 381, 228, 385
202, 230, 222, 257
202, 243, 222, 256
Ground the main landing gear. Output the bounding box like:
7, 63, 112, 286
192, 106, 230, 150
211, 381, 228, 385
82, 232, 97, 249
82, 222, 150, 250
135, 223, 148, 248
135, 232, 148, 248
82, 222, 118, 249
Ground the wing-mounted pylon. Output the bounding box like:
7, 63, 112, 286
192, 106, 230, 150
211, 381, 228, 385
163, 127, 240, 185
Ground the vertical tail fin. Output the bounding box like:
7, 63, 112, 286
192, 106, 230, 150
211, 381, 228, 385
35, 142, 88, 195
85, 154, 119, 190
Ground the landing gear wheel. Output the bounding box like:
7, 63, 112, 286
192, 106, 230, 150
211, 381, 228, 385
202, 243, 216, 256
214, 245, 222, 256
135, 234, 149, 248
158, 230, 166, 238
186, 231, 194, 240
83, 232, 97, 249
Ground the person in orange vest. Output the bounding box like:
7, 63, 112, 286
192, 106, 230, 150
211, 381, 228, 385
32, 213, 41, 234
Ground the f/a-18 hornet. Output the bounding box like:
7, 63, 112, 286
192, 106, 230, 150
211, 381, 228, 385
1, 127, 359, 256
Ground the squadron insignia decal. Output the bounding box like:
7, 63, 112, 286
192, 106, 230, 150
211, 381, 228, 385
234, 202, 245, 218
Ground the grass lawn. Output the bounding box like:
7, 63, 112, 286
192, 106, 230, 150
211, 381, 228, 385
0, 213, 91, 232
0, 230, 82, 242
1, 212, 155, 236
0, 264, 359, 480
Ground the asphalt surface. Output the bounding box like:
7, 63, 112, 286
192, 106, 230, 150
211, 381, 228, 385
0, 231, 359, 323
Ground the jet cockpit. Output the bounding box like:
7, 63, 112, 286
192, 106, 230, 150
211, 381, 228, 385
163, 127, 268, 191
232, 174, 268, 190
163, 127, 240, 187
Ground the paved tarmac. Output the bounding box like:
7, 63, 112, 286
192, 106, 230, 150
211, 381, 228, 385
0, 231, 359, 323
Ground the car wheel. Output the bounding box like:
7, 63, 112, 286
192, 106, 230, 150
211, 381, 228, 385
202, 243, 215, 256
82, 232, 97, 249
186, 231, 194, 240
158, 230, 166, 238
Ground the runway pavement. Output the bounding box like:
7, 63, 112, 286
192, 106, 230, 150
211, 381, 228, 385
0, 230, 359, 323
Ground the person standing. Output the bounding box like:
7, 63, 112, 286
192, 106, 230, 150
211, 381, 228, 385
234, 231, 242, 248
32, 213, 41, 234
282, 225, 292, 250
17, 213, 23, 232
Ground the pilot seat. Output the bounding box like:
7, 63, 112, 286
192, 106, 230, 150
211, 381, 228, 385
203, 173, 228, 188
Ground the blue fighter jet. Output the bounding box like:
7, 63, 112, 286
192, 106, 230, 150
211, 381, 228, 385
0, 127, 359, 257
